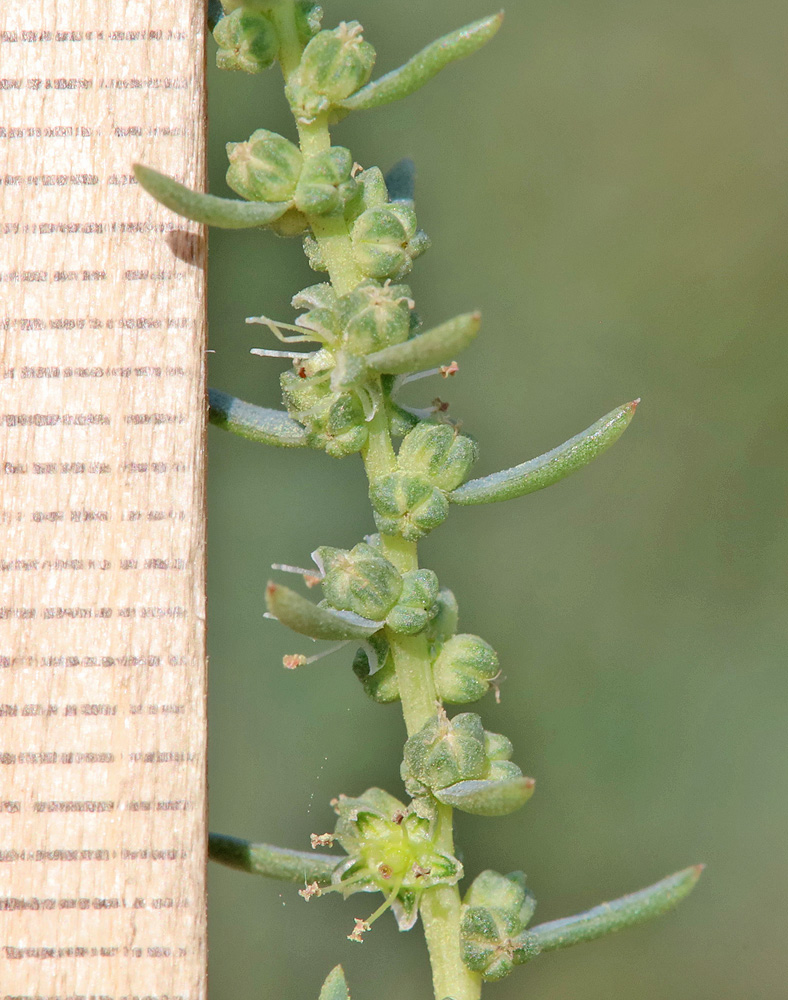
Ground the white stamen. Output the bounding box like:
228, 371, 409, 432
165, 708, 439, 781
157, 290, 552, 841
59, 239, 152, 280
250, 348, 310, 360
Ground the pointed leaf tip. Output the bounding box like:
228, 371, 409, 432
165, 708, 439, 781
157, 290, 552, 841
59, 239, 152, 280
341, 13, 504, 113
319, 965, 350, 1000
133, 164, 290, 229
528, 864, 704, 953
449, 400, 637, 506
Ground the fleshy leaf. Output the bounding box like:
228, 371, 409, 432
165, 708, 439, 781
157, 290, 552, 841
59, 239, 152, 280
341, 14, 504, 112
208, 833, 338, 885
133, 164, 290, 228
366, 311, 481, 375
528, 865, 704, 952
434, 776, 535, 816
209, 388, 309, 448
385, 158, 416, 202
266, 582, 382, 641
449, 401, 639, 506
319, 966, 350, 1000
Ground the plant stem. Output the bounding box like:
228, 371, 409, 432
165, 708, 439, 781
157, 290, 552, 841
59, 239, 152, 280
273, 7, 478, 995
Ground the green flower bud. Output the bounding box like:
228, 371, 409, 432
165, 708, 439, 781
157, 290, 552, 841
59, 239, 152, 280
403, 711, 488, 791
398, 422, 479, 492
461, 871, 540, 980
213, 9, 278, 74
426, 587, 459, 645
294, 147, 357, 217
464, 870, 537, 930
484, 730, 514, 762
488, 759, 523, 781
280, 352, 334, 416
294, 1, 323, 43
337, 280, 413, 356
461, 907, 540, 981
287, 22, 376, 122
433, 633, 499, 704
351, 203, 430, 280
269, 207, 310, 237
386, 569, 439, 635
352, 639, 399, 703
369, 472, 449, 541
317, 542, 402, 621
323, 393, 368, 457
292, 284, 341, 341
344, 166, 389, 221
226, 129, 302, 202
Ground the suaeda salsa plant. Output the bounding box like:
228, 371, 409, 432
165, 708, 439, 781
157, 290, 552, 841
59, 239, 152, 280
134, 3, 703, 997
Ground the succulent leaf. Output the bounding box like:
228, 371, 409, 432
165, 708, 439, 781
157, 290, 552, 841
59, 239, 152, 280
319, 965, 350, 1000
208, 389, 309, 448
341, 14, 504, 111
366, 312, 481, 375
449, 401, 639, 505
528, 865, 704, 952
266, 582, 381, 641
133, 164, 290, 228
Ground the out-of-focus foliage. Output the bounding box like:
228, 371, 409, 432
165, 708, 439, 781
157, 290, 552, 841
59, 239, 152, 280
206, 1, 788, 997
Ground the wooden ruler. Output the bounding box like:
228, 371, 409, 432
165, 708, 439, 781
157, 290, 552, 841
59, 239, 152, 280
0, 3, 207, 997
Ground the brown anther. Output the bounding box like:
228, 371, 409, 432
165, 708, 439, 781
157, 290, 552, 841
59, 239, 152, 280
298, 881, 322, 901
351, 162, 364, 178
347, 918, 370, 943
304, 573, 322, 588
432, 397, 450, 413
283, 654, 307, 670
378, 863, 393, 880
440, 361, 459, 378
298, 366, 308, 379
330, 797, 341, 813
412, 864, 432, 878
490, 669, 504, 705
392, 810, 406, 825
310, 833, 335, 849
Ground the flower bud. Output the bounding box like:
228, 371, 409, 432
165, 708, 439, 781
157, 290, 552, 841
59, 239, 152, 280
287, 22, 376, 121
292, 284, 341, 342
433, 633, 499, 704
323, 393, 369, 457
403, 711, 488, 791
294, 147, 357, 217
386, 569, 439, 635
294, 1, 323, 43
352, 640, 400, 703
226, 129, 302, 202
338, 280, 413, 356
345, 167, 389, 221
369, 472, 449, 541
461, 870, 540, 980
426, 588, 459, 644
280, 352, 334, 416
351, 203, 430, 280
213, 9, 278, 74
484, 730, 514, 762
464, 870, 537, 930
398, 422, 479, 492
317, 542, 402, 621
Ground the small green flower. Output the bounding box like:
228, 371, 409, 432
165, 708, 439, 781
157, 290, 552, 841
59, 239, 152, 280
327, 788, 463, 935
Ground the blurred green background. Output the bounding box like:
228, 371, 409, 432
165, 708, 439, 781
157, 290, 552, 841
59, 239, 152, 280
205, 2, 788, 997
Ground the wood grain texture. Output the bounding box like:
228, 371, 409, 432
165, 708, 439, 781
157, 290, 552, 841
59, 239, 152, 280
0, 2, 207, 997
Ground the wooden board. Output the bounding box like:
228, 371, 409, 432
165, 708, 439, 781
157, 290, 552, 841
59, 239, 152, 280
0, 3, 208, 997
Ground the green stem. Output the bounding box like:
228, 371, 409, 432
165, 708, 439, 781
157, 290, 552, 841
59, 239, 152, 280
273, 8, 476, 996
